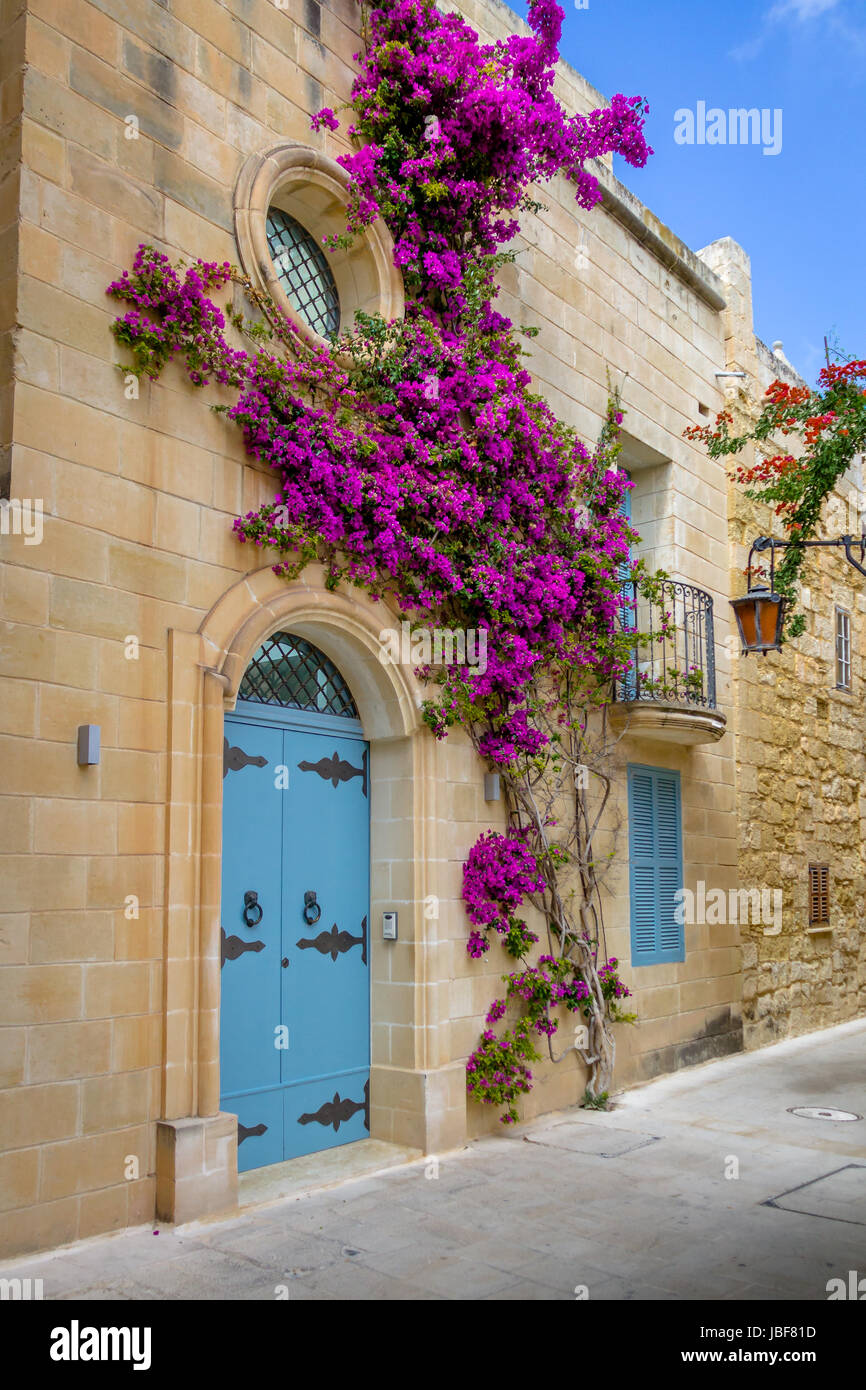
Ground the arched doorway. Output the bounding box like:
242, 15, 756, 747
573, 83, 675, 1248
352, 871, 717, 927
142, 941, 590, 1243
220, 631, 371, 1173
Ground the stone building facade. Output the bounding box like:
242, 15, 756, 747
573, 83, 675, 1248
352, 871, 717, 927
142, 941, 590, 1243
700, 239, 866, 1051
0, 0, 854, 1260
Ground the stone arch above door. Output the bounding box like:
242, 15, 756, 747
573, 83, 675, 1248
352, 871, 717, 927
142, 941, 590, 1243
201, 563, 421, 741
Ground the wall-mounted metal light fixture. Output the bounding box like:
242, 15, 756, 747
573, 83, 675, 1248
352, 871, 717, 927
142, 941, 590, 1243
77, 725, 101, 765
484, 772, 501, 802
732, 534, 866, 656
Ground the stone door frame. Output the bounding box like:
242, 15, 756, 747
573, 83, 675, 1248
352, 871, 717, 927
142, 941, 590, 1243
155, 564, 465, 1224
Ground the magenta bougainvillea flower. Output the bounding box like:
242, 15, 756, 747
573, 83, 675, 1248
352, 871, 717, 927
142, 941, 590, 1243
333, 0, 651, 299
462, 830, 546, 933
106, 0, 648, 1125
107, 0, 646, 765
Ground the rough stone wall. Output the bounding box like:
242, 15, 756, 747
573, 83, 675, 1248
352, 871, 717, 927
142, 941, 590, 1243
698, 238, 866, 1050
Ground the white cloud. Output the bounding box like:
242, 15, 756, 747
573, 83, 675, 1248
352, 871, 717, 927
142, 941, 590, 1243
729, 35, 767, 61
768, 0, 841, 19
732, 0, 848, 61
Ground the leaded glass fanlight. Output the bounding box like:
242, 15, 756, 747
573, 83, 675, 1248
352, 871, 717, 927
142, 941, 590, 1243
265, 208, 341, 340
238, 632, 358, 718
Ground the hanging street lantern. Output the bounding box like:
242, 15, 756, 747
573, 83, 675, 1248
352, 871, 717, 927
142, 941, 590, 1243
730, 585, 785, 655
732, 534, 866, 656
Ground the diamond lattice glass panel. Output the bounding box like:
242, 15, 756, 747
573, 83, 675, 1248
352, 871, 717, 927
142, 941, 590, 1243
238, 632, 358, 717
265, 208, 340, 340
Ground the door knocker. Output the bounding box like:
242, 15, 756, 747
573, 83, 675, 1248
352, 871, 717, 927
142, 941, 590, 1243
243, 890, 263, 928
303, 890, 321, 925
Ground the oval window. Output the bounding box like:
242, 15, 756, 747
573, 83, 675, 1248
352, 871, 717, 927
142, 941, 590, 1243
265, 208, 341, 340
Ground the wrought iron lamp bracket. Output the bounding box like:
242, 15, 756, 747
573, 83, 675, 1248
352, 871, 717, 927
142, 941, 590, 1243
746, 533, 866, 590
734, 532, 866, 657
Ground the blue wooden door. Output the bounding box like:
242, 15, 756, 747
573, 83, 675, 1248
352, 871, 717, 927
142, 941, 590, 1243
220, 706, 371, 1173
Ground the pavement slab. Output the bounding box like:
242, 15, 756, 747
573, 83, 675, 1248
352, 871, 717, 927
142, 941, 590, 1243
1, 1017, 864, 1301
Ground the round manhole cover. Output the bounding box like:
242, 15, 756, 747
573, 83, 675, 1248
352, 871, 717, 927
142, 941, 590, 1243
787, 1106, 862, 1122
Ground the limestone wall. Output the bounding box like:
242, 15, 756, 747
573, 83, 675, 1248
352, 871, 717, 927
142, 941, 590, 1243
0, 0, 25, 491
0, 0, 745, 1254
698, 238, 866, 1050
460, 0, 742, 1090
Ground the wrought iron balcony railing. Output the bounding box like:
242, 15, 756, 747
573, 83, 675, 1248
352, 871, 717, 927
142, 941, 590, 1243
613, 579, 717, 710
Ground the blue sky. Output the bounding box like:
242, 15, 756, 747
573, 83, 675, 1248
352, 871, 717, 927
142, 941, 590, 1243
512, 0, 866, 384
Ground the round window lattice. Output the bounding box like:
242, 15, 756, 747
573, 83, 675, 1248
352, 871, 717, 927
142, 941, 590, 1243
238, 632, 358, 718
265, 208, 340, 341
233, 144, 403, 354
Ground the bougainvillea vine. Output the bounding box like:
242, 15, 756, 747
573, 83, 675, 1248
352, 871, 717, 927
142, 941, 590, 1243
107, 0, 657, 1118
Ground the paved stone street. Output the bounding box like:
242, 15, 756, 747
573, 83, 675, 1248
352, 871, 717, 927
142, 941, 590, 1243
5, 1020, 865, 1302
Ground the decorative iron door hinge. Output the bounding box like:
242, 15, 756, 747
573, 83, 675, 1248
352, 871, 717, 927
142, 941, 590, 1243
298, 1079, 370, 1133
296, 917, 367, 965
297, 748, 368, 797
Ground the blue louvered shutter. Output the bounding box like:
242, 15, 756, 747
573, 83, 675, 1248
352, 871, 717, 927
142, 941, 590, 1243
628, 767, 657, 960
617, 473, 632, 623
628, 764, 684, 965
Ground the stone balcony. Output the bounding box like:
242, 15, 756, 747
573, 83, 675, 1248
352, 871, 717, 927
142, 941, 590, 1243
610, 579, 727, 745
